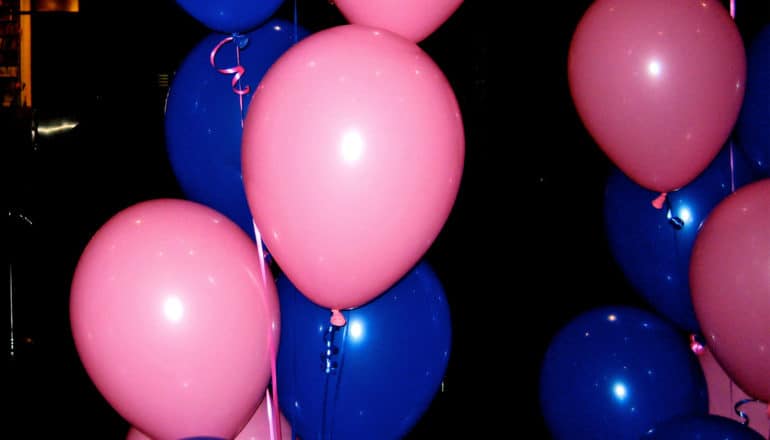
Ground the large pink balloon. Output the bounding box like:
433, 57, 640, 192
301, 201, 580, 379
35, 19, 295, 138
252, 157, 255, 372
70, 199, 280, 440
568, 0, 746, 193
697, 347, 769, 436
242, 24, 464, 311
690, 179, 770, 403
127, 394, 293, 440
333, 0, 463, 42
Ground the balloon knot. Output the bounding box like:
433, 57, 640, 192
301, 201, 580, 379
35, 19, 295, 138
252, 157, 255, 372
232, 32, 249, 49
652, 192, 667, 209
330, 309, 346, 327
689, 334, 705, 355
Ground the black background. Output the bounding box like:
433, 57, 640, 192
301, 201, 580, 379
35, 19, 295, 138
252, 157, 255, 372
7, 0, 769, 438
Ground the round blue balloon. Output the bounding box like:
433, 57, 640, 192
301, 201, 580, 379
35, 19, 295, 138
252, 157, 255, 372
175, 0, 285, 34
276, 261, 451, 440
603, 144, 757, 333
180, 437, 226, 440
165, 20, 309, 240
736, 24, 770, 177
643, 414, 765, 440
539, 306, 709, 440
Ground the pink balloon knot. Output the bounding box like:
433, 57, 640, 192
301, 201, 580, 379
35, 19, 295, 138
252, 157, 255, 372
651, 192, 668, 209
330, 309, 346, 327
689, 334, 705, 356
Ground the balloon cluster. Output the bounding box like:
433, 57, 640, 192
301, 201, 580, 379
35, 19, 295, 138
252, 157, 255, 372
69, 1, 464, 439
540, 1, 769, 439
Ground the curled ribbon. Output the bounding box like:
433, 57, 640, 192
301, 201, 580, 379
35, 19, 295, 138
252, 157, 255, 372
210, 34, 250, 96
733, 398, 758, 426
210, 34, 250, 126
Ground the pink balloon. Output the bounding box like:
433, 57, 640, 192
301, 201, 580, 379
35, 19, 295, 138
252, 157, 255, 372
690, 179, 770, 403
126, 427, 151, 440
242, 24, 464, 311
127, 395, 293, 440
697, 347, 769, 436
568, 0, 746, 193
70, 199, 280, 440
333, 0, 463, 42
235, 395, 292, 440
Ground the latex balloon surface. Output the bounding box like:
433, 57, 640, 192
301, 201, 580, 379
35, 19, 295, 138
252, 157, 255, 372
603, 145, 757, 332
333, 0, 463, 42
242, 24, 464, 310
690, 179, 770, 402
736, 24, 770, 177
175, 0, 284, 34
71, 199, 280, 440
539, 306, 708, 439
276, 261, 451, 439
165, 20, 308, 239
569, 0, 746, 192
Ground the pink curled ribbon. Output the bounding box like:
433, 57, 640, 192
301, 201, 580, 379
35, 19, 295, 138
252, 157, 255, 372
210, 34, 250, 126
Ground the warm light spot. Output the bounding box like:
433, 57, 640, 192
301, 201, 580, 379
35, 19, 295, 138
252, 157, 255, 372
341, 130, 364, 163
647, 60, 662, 77
164, 296, 184, 323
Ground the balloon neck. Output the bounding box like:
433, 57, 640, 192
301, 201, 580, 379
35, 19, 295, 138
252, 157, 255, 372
232, 32, 249, 49
651, 192, 667, 209
330, 309, 346, 327
689, 334, 705, 355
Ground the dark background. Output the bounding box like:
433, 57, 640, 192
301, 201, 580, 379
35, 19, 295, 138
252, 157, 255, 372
6, 0, 769, 438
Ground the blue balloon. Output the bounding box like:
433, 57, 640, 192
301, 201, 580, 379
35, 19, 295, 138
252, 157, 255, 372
643, 414, 765, 440
539, 306, 709, 440
175, 0, 285, 34
180, 437, 225, 440
603, 144, 757, 333
736, 24, 770, 177
165, 20, 309, 240
276, 261, 451, 440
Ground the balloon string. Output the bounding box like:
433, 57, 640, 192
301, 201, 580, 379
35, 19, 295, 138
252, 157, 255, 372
210, 34, 250, 128
270, 336, 282, 440
729, 140, 736, 193
253, 220, 269, 289
266, 388, 276, 440
253, 219, 281, 440
652, 192, 667, 209
293, 0, 298, 44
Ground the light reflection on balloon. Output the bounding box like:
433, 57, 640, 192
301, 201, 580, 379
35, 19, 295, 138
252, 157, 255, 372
162, 296, 184, 323
539, 306, 708, 440
277, 260, 451, 439
613, 382, 629, 401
